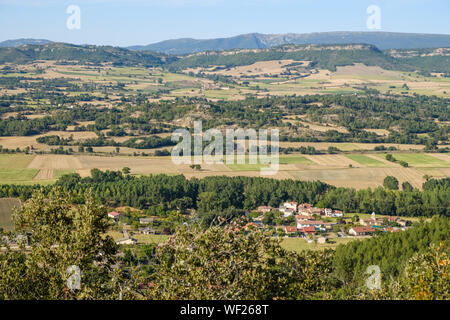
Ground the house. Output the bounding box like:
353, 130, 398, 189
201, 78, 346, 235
243, 222, 260, 230
116, 237, 137, 245
308, 207, 324, 215
283, 202, 298, 212
349, 226, 375, 236
139, 217, 154, 225
257, 206, 273, 213
252, 216, 264, 226
139, 227, 156, 234
300, 226, 316, 236
298, 203, 313, 210
283, 226, 298, 234
361, 219, 378, 226
294, 215, 315, 221
296, 220, 326, 230
332, 210, 344, 217
279, 206, 295, 217
324, 208, 333, 216
108, 211, 121, 221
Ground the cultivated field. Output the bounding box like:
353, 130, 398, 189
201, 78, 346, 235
0, 198, 21, 231
1, 152, 447, 189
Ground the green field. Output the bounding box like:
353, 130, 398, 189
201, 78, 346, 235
0, 154, 39, 184
134, 234, 170, 244
0, 154, 35, 168
376, 153, 450, 167
54, 169, 76, 179
279, 156, 315, 165
280, 237, 357, 253
345, 154, 386, 167
0, 168, 39, 183
0, 198, 21, 231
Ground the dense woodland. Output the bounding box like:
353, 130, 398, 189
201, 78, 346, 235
0, 186, 448, 300
0, 172, 448, 220
1, 93, 448, 146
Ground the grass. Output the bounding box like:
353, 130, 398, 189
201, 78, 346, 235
0, 154, 35, 169
54, 169, 76, 179
279, 156, 314, 165
376, 153, 450, 167
0, 169, 39, 184
0, 198, 21, 231
133, 234, 169, 244
280, 237, 357, 253
345, 154, 386, 167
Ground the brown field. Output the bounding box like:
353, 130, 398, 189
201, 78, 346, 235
303, 155, 362, 167
28, 155, 83, 170
334, 63, 404, 78
0, 150, 447, 189
289, 167, 425, 189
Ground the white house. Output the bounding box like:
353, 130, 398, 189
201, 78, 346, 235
116, 237, 137, 245
283, 202, 298, 212
108, 211, 121, 221
279, 206, 295, 217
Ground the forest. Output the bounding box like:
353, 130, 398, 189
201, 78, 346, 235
0, 186, 447, 300
0, 172, 448, 219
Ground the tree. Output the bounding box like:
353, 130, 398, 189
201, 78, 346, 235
399, 243, 449, 300
144, 224, 335, 300
0, 188, 126, 300
383, 176, 399, 190
402, 181, 414, 192
122, 167, 131, 175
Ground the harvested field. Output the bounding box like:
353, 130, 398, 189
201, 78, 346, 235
28, 155, 83, 170
34, 169, 55, 180
289, 167, 425, 189
304, 155, 362, 167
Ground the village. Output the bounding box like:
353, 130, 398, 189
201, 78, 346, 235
106, 201, 413, 246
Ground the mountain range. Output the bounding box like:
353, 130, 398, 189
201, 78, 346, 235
2, 31, 450, 55
127, 32, 450, 54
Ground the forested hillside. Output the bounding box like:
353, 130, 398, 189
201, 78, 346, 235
0, 43, 176, 66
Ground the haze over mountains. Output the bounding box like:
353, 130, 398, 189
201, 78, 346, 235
1, 31, 450, 54
128, 32, 450, 54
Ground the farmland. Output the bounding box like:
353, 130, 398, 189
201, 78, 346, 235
0, 152, 448, 189
0, 198, 21, 231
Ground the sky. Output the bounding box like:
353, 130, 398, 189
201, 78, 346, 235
0, 0, 449, 47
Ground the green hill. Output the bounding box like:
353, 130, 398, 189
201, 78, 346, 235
0, 42, 177, 67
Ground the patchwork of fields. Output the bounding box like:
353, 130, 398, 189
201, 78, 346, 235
0, 152, 448, 189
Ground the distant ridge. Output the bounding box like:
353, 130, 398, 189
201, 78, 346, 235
128, 31, 450, 54
0, 38, 53, 47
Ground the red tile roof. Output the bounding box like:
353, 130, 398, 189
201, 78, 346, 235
301, 227, 316, 233
285, 226, 298, 233
352, 226, 375, 233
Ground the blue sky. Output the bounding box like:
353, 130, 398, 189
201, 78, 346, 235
0, 0, 449, 46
